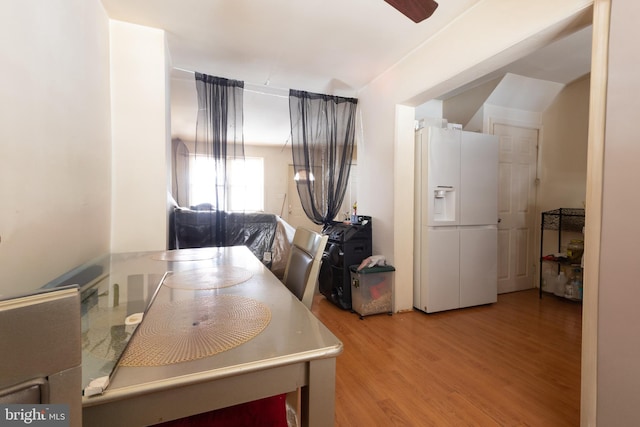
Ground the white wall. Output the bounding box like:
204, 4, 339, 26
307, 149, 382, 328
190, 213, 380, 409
357, 0, 593, 312
109, 20, 171, 253
443, 78, 501, 128
597, 1, 640, 423
0, 0, 112, 296
243, 144, 292, 218
539, 76, 590, 211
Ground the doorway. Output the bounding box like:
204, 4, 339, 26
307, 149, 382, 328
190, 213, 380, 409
286, 165, 322, 232
286, 164, 358, 232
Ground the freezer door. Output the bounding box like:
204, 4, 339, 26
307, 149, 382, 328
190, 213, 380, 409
459, 226, 497, 308
460, 132, 499, 226
424, 127, 461, 226
421, 227, 460, 313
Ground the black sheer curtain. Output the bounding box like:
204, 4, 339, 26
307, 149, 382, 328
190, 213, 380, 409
193, 73, 244, 247
289, 90, 358, 225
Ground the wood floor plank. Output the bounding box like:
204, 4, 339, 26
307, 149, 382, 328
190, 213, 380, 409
312, 289, 581, 426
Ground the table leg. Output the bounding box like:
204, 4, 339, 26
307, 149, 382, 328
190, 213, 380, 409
300, 357, 336, 427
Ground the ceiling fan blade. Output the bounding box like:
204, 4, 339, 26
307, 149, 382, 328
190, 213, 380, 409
384, 0, 439, 23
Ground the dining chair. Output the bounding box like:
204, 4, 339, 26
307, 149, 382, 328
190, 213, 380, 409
281, 227, 329, 310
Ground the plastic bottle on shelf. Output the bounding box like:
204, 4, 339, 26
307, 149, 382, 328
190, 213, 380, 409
541, 263, 557, 293
563, 267, 583, 300
565, 279, 575, 299
579, 280, 584, 300
554, 271, 567, 297
572, 268, 583, 301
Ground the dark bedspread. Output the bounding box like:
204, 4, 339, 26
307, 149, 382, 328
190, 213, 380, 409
170, 208, 292, 276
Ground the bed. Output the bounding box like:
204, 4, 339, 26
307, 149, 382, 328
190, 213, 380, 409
170, 207, 295, 279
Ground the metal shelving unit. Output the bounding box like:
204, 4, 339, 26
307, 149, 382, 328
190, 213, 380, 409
539, 208, 585, 298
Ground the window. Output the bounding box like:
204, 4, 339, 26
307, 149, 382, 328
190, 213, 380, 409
190, 156, 264, 212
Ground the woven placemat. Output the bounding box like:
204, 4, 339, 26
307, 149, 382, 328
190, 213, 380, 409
162, 266, 253, 290
151, 248, 221, 262
118, 295, 271, 367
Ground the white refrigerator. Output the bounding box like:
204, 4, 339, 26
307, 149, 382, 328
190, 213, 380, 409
413, 126, 498, 313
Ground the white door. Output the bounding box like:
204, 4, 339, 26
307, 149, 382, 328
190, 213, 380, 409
493, 124, 539, 293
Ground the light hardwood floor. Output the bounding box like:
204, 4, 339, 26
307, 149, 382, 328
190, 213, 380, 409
311, 289, 582, 427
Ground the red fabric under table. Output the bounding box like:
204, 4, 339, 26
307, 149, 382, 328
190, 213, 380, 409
152, 394, 288, 427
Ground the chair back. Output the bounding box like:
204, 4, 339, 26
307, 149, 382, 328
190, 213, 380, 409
282, 228, 328, 309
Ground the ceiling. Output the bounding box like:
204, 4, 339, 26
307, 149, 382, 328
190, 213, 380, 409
100, 0, 592, 145
101, 0, 486, 95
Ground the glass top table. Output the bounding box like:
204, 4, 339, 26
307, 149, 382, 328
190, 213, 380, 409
73, 246, 341, 427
